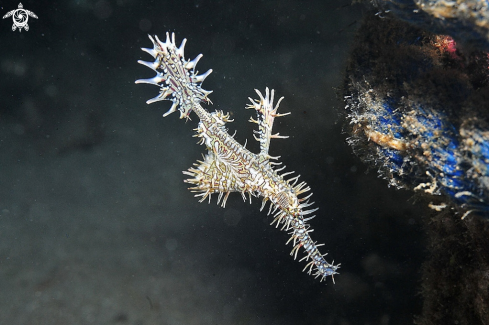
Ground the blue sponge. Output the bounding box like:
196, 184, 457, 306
344, 15, 489, 217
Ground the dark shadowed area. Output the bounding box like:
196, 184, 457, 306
0, 0, 427, 324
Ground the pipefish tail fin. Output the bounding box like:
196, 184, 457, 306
136, 33, 213, 119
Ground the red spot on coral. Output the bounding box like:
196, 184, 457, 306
433, 35, 460, 61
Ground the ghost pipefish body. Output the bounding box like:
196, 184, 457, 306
135, 33, 339, 282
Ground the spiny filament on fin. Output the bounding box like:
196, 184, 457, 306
136, 32, 340, 282
135, 32, 213, 119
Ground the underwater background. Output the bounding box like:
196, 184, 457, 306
0, 0, 437, 324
